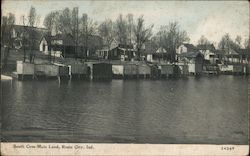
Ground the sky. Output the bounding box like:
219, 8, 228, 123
2, 0, 249, 46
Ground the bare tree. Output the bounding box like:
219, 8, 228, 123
1, 13, 15, 70
79, 13, 97, 60
218, 33, 240, 52
155, 21, 189, 62
98, 19, 114, 50
127, 14, 134, 45
27, 6, 39, 63
235, 35, 242, 48
43, 11, 60, 35
133, 16, 153, 60
197, 35, 211, 45
57, 8, 73, 35
43, 11, 59, 62
115, 14, 128, 45
244, 38, 250, 49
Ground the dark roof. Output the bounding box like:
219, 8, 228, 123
225, 49, 239, 56
13, 25, 49, 49
44, 34, 75, 46
214, 49, 225, 55
183, 43, 198, 52
118, 44, 133, 49
12, 25, 48, 33
197, 44, 215, 51
78, 34, 103, 48
178, 51, 203, 58
110, 44, 134, 51
236, 49, 250, 55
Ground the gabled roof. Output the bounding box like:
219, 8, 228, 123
197, 44, 215, 51
213, 49, 225, 55
41, 34, 75, 46
182, 43, 198, 52
12, 25, 48, 33
226, 48, 239, 56
156, 47, 167, 53
110, 44, 134, 51
178, 51, 203, 58
235, 49, 250, 55
118, 44, 133, 49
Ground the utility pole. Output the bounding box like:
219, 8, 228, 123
76, 7, 79, 60
22, 16, 26, 62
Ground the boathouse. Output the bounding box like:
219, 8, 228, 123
177, 52, 204, 75
16, 61, 35, 80
84, 62, 112, 80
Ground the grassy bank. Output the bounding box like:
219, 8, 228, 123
1, 48, 60, 75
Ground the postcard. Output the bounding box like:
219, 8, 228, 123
1, 0, 249, 155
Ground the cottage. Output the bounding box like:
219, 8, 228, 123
225, 48, 240, 63
145, 47, 170, 63
176, 43, 198, 54
197, 44, 218, 64
177, 52, 204, 75
96, 45, 109, 59
235, 49, 250, 64
40, 34, 103, 59
108, 44, 136, 61
39, 34, 74, 58
213, 50, 225, 64
11, 25, 49, 50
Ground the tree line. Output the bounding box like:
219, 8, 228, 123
1, 6, 250, 68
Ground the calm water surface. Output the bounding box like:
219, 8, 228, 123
2, 75, 248, 144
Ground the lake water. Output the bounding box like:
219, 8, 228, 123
1, 75, 248, 144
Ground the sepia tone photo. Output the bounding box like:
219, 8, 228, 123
1, 0, 249, 155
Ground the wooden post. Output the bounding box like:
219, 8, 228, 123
57, 76, 61, 84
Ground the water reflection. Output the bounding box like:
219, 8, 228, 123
1, 75, 248, 144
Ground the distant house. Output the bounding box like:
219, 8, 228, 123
197, 44, 217, 64
145, 47, 169, 63
177, 52, 204, 75
11, 25, 49, 50
40, 34, 74, 58
78, 34, 103, 58
213, 49, 225, 64
176, 43, 198, 54
40, 34, 103, 58
225, 48, 241, 63
236, 49, 250, 64
96, 45, 110, 59
108, 44, 136, 61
